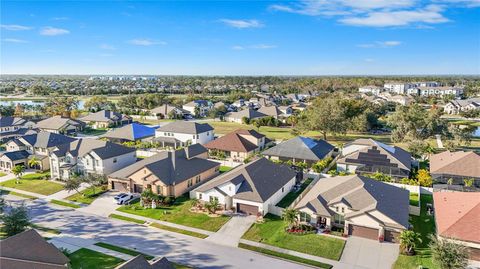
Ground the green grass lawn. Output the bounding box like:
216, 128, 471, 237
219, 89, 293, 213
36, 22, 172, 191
68, 248, 124, 269
109, 214, 146, 224
276, 178, 313, 208
94, 242, 154, 260
0, 172, 6, 177
219, 166, 233, 173
51, 199, 81, 208
117, 196, 231, 232
409, 193, 419, 207
0, 189, 37, 199
21, 171, 51, 180
0, 179, 63, 195
65, 186, 107, 204
242, 214, 345, 261
150, 223, 208, 239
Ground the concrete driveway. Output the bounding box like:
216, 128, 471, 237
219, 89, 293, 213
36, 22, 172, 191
206, 215, 256, 247
339, 236, 399, 269
77, 191, 121, 217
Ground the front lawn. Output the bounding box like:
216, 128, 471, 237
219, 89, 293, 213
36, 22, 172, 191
409, 193, 419, 206
22, 171, 51, 180
109, 214, 146, 224
66, 186, 107, 204
0, 172, 6, 177
276, 178, 313, 208
150, 223, 208, 239
117, 196, 231, 232
51, 199, 81, 208
242, 214, 345, 261
0, 179, 63, 195
68, 248, 123, 269
219, 166, 233, 173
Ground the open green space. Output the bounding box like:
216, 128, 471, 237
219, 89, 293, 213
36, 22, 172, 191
66, 186, 107, 204
94, 242, 154, 260
117, 196, 230, 232
21, 171, 51, 180
276, 178, 314, 208
50, 199, 81, 208
108, 214, 146, 224
239, 243, 332, 269
150, 223, 209, 239
68, 248, 124, 269
0, 179, 63, 195
242, 214, 345, 261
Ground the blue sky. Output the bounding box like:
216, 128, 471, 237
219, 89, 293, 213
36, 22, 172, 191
1, 0, 479, 75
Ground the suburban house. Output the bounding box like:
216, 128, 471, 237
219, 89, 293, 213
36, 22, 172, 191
115, 255, 174, 269
0, 116, 36, 142
102, 123, 156, 143
182, 100, 211, 117
80, 110, 132, 129
204, 129, 270, 162
337, 139, 413, 179
0, 132, 76, 171
429, 151, 480, 187
35, 115, 86, 135
192, 157, 297, 216
50, 138, 137, 180
433, 192, 480, 261
295, 175, 409, 243
150, 104, 189, 119
108, 144, 220, 196
257, 105, 285, 119
444, 98, 480, 114
155, 121, 214, 147
262, 136, 335, 165
0, 229, 70, 269
224, 108, 267, 123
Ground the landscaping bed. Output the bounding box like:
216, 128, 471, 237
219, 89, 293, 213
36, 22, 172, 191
66, 186, 107, 204
150, 223, 208, 239
0, 179, 63, 195
117, 196, 230, 232
276, 178, 313, 208
242, 214, 345, 261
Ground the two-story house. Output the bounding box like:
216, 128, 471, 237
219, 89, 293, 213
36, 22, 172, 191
150, 104, 189, 119
0, 116, 36, 142
155, 121, 214, 148
182, 100, 212, 117
50, 138, 137, 180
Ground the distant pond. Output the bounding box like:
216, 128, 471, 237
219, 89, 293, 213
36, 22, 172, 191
0, 99, 85, 109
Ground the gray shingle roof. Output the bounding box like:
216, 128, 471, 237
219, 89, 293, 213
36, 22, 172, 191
81, 110, 130, 123
0, 116, 27, 127
225, 108, 267, 120
295, 175, 410, 229
52, 138, 135, 160
19, 131, 76, 148
196, 157, 297, 203
102, 123, 155, 141
150, 104, 188, 116
262, 137, 335, 161
35, 116, 85, 130
156, 121, 213, 134
0, 150, 30, 161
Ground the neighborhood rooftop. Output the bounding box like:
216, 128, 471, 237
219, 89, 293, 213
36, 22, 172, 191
156, 121, 213, 134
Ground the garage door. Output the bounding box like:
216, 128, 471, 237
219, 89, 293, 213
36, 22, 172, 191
348, 225, 378, 240
112, 181, 127, 192
237, 203, 258, 215
384, 230, 400, 243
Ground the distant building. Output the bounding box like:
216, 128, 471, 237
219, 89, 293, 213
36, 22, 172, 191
80, 110, 131, 129
150, 104, 189, 119
155, 121, 214, 146
224, 108, 267, 123
182, 100, 212, 117
358, 86, 382, 95
418, 86, 464, 97
384, 83, 416, 95
444, 98, 480, 114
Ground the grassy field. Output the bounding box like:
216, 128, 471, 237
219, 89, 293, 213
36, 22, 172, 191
242, 214, 345, 261
0, 179, 63, 195
66, 186, 107, 204
239, 243, 333, 269
276, 178, 313, 208
117, 196, 230, 232
150, 223, 209, 239
109, 214, 146, 224
68, 248, 124, 269
0, 172, 6, 177
409, 193, 419, 207
50, 199, 81, 208
94, 242, 154, 260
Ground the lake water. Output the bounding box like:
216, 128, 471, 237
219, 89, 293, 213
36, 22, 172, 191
473, 127, 480, 138
0, 100, 85, 109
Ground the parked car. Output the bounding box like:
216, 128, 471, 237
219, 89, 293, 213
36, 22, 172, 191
114, 193, 134, 205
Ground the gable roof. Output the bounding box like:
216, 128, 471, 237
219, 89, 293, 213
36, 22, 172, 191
81, 110, 130, 123
156, 121, 213, 134
0, 229, 69, 268
262, 136, 334, 161
295, 175, 410, 229
257, 106, 282, 117
196, 158, 296, 203
433, 192, 480, 244
109, 145, 218, 185
150, 104, 188, 116
52, 138, 135, 160
35, 116, 85, 131
225, 108, 267, 120
204, 129, 264, 153
103, 123, 155, 141
338, 139, 412, 171
0, 150, 30, 161
0, 116, 27, 127
115, 255, 174, 269
18, 131, 76, 148
430, 151, 480, 178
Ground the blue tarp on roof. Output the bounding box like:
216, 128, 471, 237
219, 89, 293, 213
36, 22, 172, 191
130, 123, 155, 140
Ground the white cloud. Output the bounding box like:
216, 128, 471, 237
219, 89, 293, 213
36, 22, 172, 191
220, 19, 264, 28
99, 44, 116, 50
1, 24, 31, 31
232, 45, 245, 50
232, 44, 277, 50
40, 26, 70, 36
2, 38, 28, 43
128, 39, 166, 46
358, 41, 402, 48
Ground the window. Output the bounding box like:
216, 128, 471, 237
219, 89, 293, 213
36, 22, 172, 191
209, 196, 218, 203
113, 158, 117, 163
333, 214, 344, 225
341, 207, 345, 213
187, 179, 193, 187
282, 187, 284, 192
299, 212, 311, 223
336, 207, 339, 212
199, 193, 202, 199
195, 175, 201, 183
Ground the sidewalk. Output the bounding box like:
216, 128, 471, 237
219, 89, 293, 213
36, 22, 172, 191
46, 183, 88, 201
0, 170, 35, 183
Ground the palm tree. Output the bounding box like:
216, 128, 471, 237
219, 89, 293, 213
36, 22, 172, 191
282, 208, 299, 230
399, 230, 421, 255
11, 165, 25, 184
205, 199, 220, 214
28, 157, 40, 170
463, 178, 474, 190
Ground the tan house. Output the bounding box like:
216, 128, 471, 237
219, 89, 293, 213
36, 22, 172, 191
295, 175, 409, 243
35, 116, 85, 135
430, 151, 480, 187
108, 144, 220, 197
80, 110, 131, 129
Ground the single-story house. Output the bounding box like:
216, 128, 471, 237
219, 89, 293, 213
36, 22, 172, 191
150, 104, 189, 119
337, 139, 412, 179
295, 175, 409, 243
115, 255, 174, 269
262, 136, 335, 165
192, 157, 297, 216
80, 110, 131, 129
108, 144, 220, 197
433, 192, 480, 261
0, 229, 70, 269
257, 105, 285, 119
155, 121, 214, 147
0, 150, 31, 171
35, 116, 86, 135
102, 123, 156, 143
204, 129, 270, 162
224, 108, 267, 123
430, 151, 480, 187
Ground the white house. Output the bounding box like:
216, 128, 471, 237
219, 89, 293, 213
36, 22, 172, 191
444, 98, 480, 114
155, 121, 214, 147
358, 86, 382, 95
191, 157, 297, 216
182, 100, 212, 117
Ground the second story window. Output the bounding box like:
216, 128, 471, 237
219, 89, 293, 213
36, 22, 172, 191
187, 179, 193, 187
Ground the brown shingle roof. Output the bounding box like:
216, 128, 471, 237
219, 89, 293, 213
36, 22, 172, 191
433, 192, 480, 244
115, 255, 174, 269
204, 129, 263, 153
430, 151, 480, 178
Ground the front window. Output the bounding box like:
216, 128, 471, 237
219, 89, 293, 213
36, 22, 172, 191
299, 212, 311, 222
187, 179, 193, 187
333, 214, 344, 225
209, 196, 218, 203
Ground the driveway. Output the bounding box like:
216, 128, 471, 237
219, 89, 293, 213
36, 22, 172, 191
206, 215, 256, 247
77, 191, 121, 217
339, 236, 399, 269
